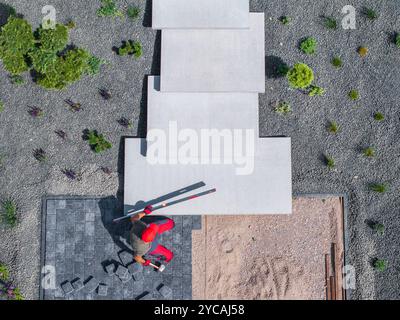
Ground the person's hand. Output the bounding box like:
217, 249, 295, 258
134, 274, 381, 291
130, 212, 145, 222
143, 259, 151, 266
143, 205, 153, 215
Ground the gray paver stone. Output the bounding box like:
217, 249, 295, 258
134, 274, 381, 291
61, 281, 74, 295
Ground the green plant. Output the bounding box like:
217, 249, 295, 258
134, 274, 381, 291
12, 287, 24, 300
327, 121, 339, 134
372, 222, 385, 236
117, 40, 142, 58
299, 37, 317, 54
9, 74, 24, 85
277, 63, 290, 76
348, 90, 359, 101
0, 100, 4, 112
97, 0, 123, 18
287, 63, 314, 89
274, 102, 292, 115
0, 198, 18, 227
127, 6, 140, 20
308, 85, 325, 97
363, 147, 375, 157
0, 263, 9, 281
279, 16, 290, 25
358, 46, 368, 57
85, 130, 112, 153
395, 33, 400, 48
37, 23, 69, 52
372, 259, 386, 272
363, 8, 378, 20
33, 148, 47, 162
369, 183, 387, 193
324, 17, 337, 29
86, 55, 107, 75
0, 17, 35, 75
374, 112, 384, 121
331, 56, 342, 68
324, 155, 335, 169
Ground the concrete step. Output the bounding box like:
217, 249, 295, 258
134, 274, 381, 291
160, 13, 265, 93
152, 0, 250, 30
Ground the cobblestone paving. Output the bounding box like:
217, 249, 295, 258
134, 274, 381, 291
41, 197, 201, 300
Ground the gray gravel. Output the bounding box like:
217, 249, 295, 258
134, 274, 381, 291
0, 0, 399, 300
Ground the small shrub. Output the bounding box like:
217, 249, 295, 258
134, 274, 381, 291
118, 117, 133, 128
0, 263, 9, 281
9, 75, 24, 85
372, 259, 386, 272
308, 85, 325, 97
374, 112, 384, 121
55, 130, 67, 140
37, 23, 69, 52
358, 46, 368, 57
287, 63, 314, 89
33, 148, 47, 162
395, 33, 400, 48
363, 147, 375, 157
65, 99, 82, 112
327, 121, 339, 134
84, 130, 112, 153
86, 55, 107, 75
101, 167, 112, 175
117, 40, 142, 58
372, 222, 385, 236
331, 56, 342, 68
274, 102, 292, 115
369, 183, 387, 193
65, 20, 76, 29
99, 88, 112, 100
97, 0, 123, 18
28, 106, 44, 118
324, 17, 337, 29
299, 37, 317, 55
348, 90, 359, 101
0, 100, 4, 112
324, 155, 335, 169
62, 168, 77, 180
127, 6, 140, 20
0, 198, 18, 227
279, 16, 290, 25
363, 8, 378, 20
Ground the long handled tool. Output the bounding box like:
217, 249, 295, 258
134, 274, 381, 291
149, 262, 165, 272
113, 186, 216, 223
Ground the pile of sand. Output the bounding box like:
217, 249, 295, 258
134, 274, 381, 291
192, 197, 344, 300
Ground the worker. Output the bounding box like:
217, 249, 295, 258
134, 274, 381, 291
130, 205, 175, 267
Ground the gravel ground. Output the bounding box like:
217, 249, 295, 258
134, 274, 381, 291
0, 0, 399, 299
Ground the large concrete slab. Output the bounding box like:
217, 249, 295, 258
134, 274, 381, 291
147, 76, 259, 133
152, 0, 250, 29
160, 13, 265, 93
124, 138, 292, 215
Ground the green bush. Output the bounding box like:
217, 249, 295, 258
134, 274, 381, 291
287, 63, 314, 89
363, 8, 378, 20
9, 74, 24, 85
373, 259, 386, 272
0, 15, 103, 89
86, 130, 112, 153
324, 17, 337, 29
37, 24, 68, 52
348, 90, 359, 100
324, 155, 335, 169
327, 121, 339, 134
299, 37, 317, 54
97, 0, 123, 18
274, 102, 292, 115
0, 100, 4, 112
372, 222, 385, 236
127, 6, 140, 20
117, 40, 142, 58
279, 16, 290, 25
369, 183, 387, 193
396, 33, 400, 48
331, 56, 342, 68
0, 263, 9, 281
0, 198, 18, 227
363, 147, 375, 157
374, 112, 384, 121
308, 85, 325, 97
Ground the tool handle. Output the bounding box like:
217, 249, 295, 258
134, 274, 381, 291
149, 262, 159, 269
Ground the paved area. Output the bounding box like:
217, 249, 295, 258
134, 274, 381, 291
41, 197, 200, 300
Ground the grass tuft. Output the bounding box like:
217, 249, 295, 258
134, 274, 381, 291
331, 56, 342, 68
0, 198, 18, 227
